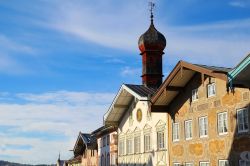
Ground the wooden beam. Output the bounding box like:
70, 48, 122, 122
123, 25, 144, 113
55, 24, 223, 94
166, 86, 183, 91
150, 105, 168, 112
114, 104, 128, 108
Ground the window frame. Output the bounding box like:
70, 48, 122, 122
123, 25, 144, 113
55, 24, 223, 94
237, 108, 249, 133
126, 137, 133, 154
199, 116, 208, 138
134, 135, 141, 154
200, 161, 210, 166
218, 112, 228, 135
185, 120, 193, 140
192, 88, 199, 101
185, 162, 193, 166
239, 160, 250, 166
157, 130, 165, 150
173, 162, 181, 166
207, 82, 216, 97
144, 133, 151, 152
218, 160, 229, 166
172, 122, 180, 142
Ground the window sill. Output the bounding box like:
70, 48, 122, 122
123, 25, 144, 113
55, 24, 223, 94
218, 132, 228, 136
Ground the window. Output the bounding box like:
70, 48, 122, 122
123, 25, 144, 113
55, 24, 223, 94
126, 138, 133, 154
207, 83, 216, 97
185, 120, 192, 140
200, 162, 210, 166
218, 112, 228, 135
157, 131, 165, 149
185, 163, 193, 166
199, 116, 208, 137
219, 160, 229, 166
237, 108, 249, 133
103, 136, 106, 147
239, 160, 250, 166
107, 153, 110, 166
144, 133, 151, 152
173, 122, 180, 142
134, 135, 140, 153
192, 88, 198, 101
173, 163, 181, 166
118, 140, 124, 155
107, 134, 110, 145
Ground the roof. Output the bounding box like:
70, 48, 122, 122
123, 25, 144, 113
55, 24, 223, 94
125, 84, 156, 97
151, 60, 229, 112
92, 125, 117, 138
73, 132, 97, 156
195, 64, 231, 73
228, 53, 250, 88
66, 155, 82, 164
104, 84, 155, 126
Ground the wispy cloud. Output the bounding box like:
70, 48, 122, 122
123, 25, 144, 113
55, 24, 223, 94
0, 91, 115, 164
229, 0, 250, 8
120, 66, 141, 77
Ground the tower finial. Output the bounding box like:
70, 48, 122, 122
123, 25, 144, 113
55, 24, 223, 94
149, 1, 155, 24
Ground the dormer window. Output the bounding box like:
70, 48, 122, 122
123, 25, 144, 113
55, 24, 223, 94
192, 88, 198, 101
207, 83, 216, 97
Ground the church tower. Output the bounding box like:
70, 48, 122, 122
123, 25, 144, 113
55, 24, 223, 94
138, 3, 166, 88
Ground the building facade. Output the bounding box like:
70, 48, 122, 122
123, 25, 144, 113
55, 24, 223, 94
71, 132, 98, 166
93, 126, 118, 166
151, 61, 250, 166
104, 84, 169, 166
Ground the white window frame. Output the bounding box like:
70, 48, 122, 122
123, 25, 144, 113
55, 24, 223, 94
173, 163, 181, 166
185, 163, 193, 166
199, 116, 208, 138
219, 160, 229, 166
237, 108, 249, 133
192, 88, 198, 101
239, 160, 250, 166
157, 130, 165, 150
207, 82, 216, 97
200, 161, 210, 166
185, 120, 192, 140
144, 133, 151, 152
126, 137, 133, 154
118, 139, 124, 156
172, 122, 180, 142
218, 112, 228, 135
134, 135, 141, 154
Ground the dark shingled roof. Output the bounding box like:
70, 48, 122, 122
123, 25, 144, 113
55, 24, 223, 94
80, 133, 96, 147
125, 84, 156, 97
194, 64, 232, 73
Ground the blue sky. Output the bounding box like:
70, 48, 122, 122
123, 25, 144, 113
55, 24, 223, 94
0, 0, 250, 164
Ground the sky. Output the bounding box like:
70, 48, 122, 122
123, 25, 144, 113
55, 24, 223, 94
0, 0, 250, 164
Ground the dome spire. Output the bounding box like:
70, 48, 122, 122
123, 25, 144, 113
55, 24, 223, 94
138, 0, 166, 88
149, 1, 155, 24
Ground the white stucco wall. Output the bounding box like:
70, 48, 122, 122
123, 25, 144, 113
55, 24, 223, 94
118, 100, 169, 166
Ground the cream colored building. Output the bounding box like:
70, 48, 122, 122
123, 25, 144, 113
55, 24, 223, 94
104, 84, 168, 166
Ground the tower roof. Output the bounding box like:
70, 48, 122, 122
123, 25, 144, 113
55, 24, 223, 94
138, 22, 166, 52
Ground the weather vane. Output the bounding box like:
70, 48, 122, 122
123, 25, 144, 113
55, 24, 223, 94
149, 0, 155, 23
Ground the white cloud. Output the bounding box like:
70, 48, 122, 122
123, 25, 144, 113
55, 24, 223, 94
0, 91, 115, 164
120, 66, 141, 77
0, 35, 35, 75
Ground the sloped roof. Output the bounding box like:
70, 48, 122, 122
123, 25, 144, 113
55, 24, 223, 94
125, 84, 156, 97
104, 84, 155, 126
151, 60, 229, 112
228, 53, 250, 88
73, 132, 97, 156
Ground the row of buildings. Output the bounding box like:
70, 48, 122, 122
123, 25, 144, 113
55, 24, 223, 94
58, 9, 250, 166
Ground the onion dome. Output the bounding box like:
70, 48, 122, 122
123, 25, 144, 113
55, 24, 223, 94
138, 19, 166, 52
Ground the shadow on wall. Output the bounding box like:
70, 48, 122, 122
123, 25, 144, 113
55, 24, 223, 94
228, 103, 250, 165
